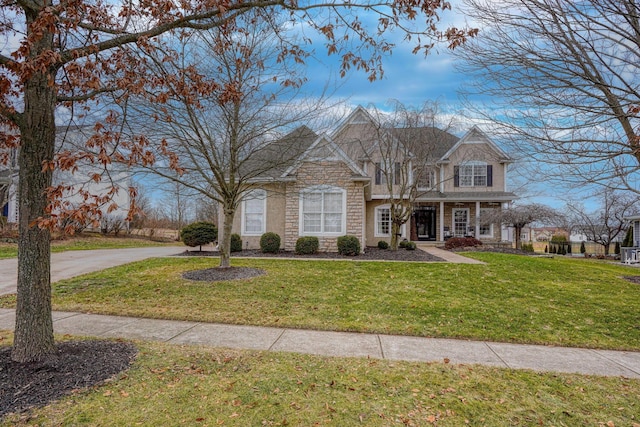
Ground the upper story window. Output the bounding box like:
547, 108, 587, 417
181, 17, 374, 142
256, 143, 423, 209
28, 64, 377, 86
454, 161, 493, 187
416, 168, 436, 190
300, 185, 346, 235
242, 189, 266, 235
375, 162, 402, 185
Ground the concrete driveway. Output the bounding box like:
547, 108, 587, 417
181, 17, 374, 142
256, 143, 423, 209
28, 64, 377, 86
0, 246, 185, 296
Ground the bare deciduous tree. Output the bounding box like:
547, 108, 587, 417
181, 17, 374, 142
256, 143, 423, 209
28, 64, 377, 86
567, 189, 639, 255
128, 17, 335, 267
489, 203, 558, 250
363, 101, 458, 250
1, 0, 474, 362
455, 0, 640, 193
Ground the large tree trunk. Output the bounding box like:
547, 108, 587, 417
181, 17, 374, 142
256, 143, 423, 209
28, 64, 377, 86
11, 70, 57, 362
219, 205, 235, 268
11, 7, 57, 363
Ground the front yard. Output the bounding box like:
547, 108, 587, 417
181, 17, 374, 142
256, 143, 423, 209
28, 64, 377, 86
2, 252, 640, 425
3, 251, 638, 351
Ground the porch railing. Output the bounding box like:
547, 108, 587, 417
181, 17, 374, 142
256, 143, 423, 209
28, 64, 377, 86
621, 247, 639, 264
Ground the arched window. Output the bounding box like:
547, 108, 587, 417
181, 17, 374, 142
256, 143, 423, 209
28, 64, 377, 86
299, 185, 346, 235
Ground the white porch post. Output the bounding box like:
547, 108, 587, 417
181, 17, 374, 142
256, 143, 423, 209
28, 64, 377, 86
439, 201, 445, 241
475, 201, 480, 237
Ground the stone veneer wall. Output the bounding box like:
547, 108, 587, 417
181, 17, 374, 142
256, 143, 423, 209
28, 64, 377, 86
284, 161, 365, 252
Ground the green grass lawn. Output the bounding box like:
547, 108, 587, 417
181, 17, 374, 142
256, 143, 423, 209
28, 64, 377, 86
5, 252, 634, 351
0, 234, 179, 259
1, 331, 638, 427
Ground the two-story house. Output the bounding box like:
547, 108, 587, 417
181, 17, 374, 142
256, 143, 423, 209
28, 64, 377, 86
229, 106, 516, 251
1, 126, 132, 230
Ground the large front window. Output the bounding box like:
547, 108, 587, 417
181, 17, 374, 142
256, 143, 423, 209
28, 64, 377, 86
301, 186, 345, 235
242, 189, 266, 235
458, 162, 487, 187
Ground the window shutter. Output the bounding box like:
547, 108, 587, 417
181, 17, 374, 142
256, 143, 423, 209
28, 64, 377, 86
375, 163, 381, 185
487, 165, 493, 187
454, 166, 459, 187
394, 162, 401, 185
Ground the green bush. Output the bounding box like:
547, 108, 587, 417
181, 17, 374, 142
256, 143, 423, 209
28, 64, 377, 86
404, 241, 416, 251
444, 237, 483, 250
399, 240, 409, 249
260, 232, 281, 253
544, 245, 548, 253
615, 241, 621, 255
295, 236, 319, 255
521, 243, 534, 253
180, 222, 218, 250
230, 233, 243, 252
580, 241, 586, 254
377, 240, 389, 250
337, 235, 360, 256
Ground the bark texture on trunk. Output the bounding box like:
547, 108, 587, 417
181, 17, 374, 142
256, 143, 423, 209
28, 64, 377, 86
11, 12, 57, 362
219, 207, 235, 268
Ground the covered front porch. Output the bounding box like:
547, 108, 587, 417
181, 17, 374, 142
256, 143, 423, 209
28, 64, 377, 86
410, 192, 515, 243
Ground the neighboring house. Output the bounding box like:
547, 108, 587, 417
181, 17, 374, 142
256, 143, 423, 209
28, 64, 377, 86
229, 106, 517, 251
621, 215, 640, 263
1, 126, 132, 230
523, 227, 569, 242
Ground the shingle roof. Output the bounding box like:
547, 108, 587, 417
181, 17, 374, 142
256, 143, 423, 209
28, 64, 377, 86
241, 125, 318, 180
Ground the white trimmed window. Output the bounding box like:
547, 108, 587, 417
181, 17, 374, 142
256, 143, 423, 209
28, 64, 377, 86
300, 186, 346, 235
458, 161, 488, 187
479, 208, 494, 238
242, 189, 266, 235
375, 205, 407, 237
453, 208, 469, 237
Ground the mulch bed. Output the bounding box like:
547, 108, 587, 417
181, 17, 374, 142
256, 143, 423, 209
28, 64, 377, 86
623, 276, 640, 285
182, 266, 266, 282
0, 341, 137, 418
178, 246, 444, 262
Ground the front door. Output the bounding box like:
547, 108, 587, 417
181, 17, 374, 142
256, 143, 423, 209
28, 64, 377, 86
415, 207, 436, 241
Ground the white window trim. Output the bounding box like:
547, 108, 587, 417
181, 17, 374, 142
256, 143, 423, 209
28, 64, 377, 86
299, 185, 347, 236
241, 189, 267, 236
452, 208, 470, 237
479, 208, 494, 238
416, 168, 436, 191
459, 161, 487, 188
374, 204, 407, 238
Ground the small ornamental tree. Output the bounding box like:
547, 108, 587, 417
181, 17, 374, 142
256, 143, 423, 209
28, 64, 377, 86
181, 222, 218, 251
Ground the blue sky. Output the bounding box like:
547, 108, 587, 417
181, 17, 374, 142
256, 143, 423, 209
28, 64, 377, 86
292, 4, 599, 212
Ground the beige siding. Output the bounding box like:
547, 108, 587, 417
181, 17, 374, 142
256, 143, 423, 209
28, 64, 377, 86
442, 142, 507, 193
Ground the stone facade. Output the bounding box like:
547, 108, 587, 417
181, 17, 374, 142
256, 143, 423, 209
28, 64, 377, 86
283, 161, 365, 252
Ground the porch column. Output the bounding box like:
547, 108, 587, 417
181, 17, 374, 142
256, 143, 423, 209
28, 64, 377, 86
475, 201, 480, 238
439, 201, 444, 241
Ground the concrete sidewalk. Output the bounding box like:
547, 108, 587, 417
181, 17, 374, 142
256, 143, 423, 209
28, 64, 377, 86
1, 308, 638, 379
